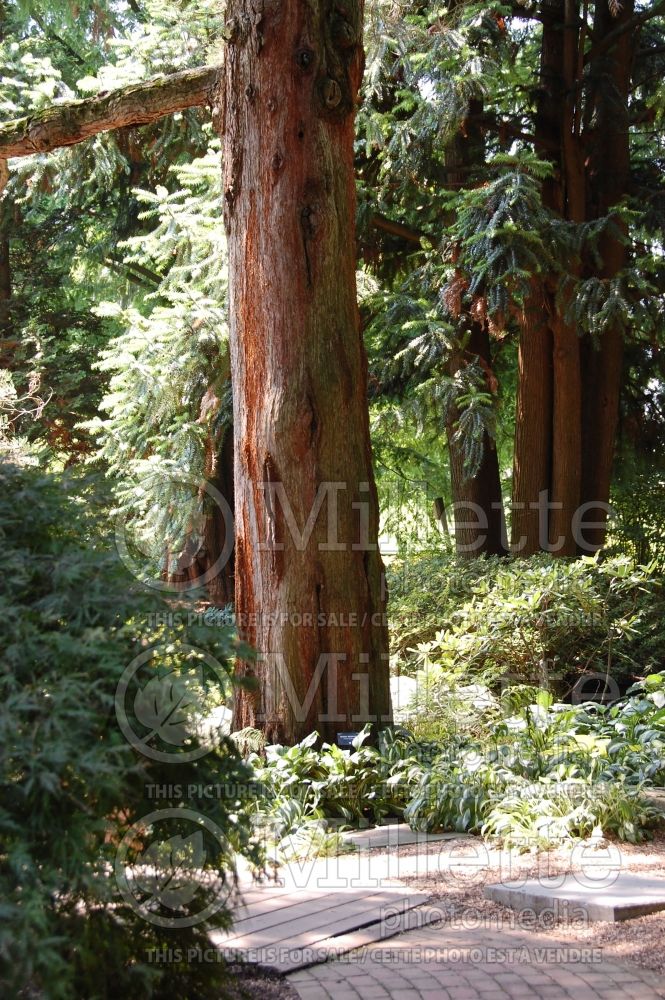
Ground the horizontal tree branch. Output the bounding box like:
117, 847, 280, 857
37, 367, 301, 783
586, 0, 665, 63
0, 64, 221, 163
105, 253, 163, 288
370, 213, 425, 245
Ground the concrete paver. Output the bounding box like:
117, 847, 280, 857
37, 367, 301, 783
287, 921, 665, 1000
484, 872, 665, 922
226, 835, 665, 999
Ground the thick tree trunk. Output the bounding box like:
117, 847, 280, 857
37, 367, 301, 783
0, 197, 13, 347
511, 285, 552, 555
511, 4, 561, 554
548, 0, 584, 555
203, 425, 235, 606
0, 235, 10, 336
549, 304, 582, 554
0, 236, 9, 301
222, 0, 390, 744
580, 0, 635, 551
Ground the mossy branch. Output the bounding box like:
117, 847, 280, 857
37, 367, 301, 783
0, 64, 222, 176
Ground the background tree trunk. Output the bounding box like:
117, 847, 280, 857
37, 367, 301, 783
511, 285, 552, 555
548, 0, 584, 555
222, 0, 391, 743
202, 425, 235, 606
549, 305, 582, 554
165, 424, 235, 605
0, 236, 10, 337
511, 5, 561, 554
445, 90, 507, 557
580, 0, 635, 551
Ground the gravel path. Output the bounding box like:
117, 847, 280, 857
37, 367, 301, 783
395, 833, 665, 975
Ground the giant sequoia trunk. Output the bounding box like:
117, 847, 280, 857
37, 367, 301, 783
511, 4, 561, 554
512, 0, 584, 556
549, 305, 583, 555
548, 0, 585, 555
581, 0, 635, 551
0, 199, 12, 340
222, 0, 391, 743
516, 0, 636, 556
0, 236, 10, 336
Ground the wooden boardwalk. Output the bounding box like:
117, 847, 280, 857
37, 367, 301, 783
212, 852, 437, 973
210, 828, 665, 996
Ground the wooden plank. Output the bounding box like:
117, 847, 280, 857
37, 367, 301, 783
232, 874, 423, 914
220, 891, 430, 951
270, 906, 443, 974
224, 887, 406, 941
234, 879, 376, 907
230, 887, 370, 926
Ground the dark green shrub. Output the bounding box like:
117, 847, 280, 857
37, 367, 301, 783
248, 727, 435, 859
0, 462, 260, 999
388, 551, 665, 700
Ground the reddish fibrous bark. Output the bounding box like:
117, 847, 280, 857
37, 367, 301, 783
547, 0, 584, 556
512, 0, 636, 557
510, 4, 561, 556
581, 0, 635, 551
511, 285, 552, 556
221, 0, 391, 743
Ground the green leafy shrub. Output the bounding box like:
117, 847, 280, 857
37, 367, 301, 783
248, 727, 434, 859
0, 461, 260, 999
482, 778, 660, 850
389, 552, 665, 707
402, 682, 665, 849
250, 681, 665, 854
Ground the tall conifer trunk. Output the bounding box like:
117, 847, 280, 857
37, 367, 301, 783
222, 0, 390, 743
446, 90, 507, 557
581, 0, 635, 551
511, 285, 552, 555
548, 0, 584, 555
511, 3, 561, 554
0, 202, 11, 339
446, 325, 507, 557
166, 425, 236, 605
